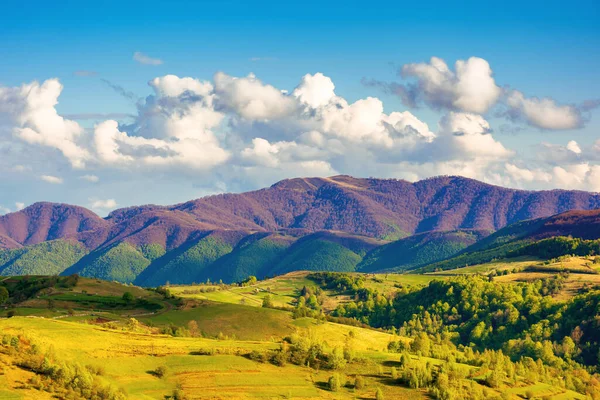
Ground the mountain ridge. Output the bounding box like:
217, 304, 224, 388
3, 175, 600, 251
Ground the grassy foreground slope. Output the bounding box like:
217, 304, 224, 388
1, 270, 596, 399
0, 316, 429, 400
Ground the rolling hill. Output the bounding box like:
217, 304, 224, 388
357, 229, 490, 272
421, 209, 600, 272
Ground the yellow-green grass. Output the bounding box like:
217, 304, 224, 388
141, 301, 295, 341
172, 272, 442, 313
70, 278, 153, 298
504, 382, 585, 400
427, 257, 540, 275
538, 256, 600, 274
170, 272, 315, 309
292, 318, 409, 354
0, 317, 430, 400
495, 271, 600, 300
359, 273, 443, 294
1, 276, 168, 318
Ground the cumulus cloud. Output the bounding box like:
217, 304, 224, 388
427, 112, 512, 161
505, 90, 583, 130
293, 73, 336, 108
40, 175, 63, 184
566, 140, 582, 154
214, 72, 296, 120
373, 57, 502, 114
133, 51, 163, 65
3, 65, 600, 206
89, 198, 117, 209
366, 56, 596, 131
15, 202, 25, 211
0, 79, 89, 168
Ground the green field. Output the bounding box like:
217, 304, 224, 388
0, 264, 598, 399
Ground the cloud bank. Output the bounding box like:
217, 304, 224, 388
366, 56, 599, 131
0, 57, 599, 212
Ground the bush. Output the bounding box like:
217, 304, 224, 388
354, 375, 365, 389
122, 291, 135, 304
375, 387, 385, 400
328, 373, 341, 392
0, 287, 8, 304
154, 365, 167, 378
262, 294, 273, 308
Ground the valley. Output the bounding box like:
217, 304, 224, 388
0, 176, 599, 399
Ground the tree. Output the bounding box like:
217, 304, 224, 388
154, 366, 167, 378
327, 347, 346, 370
375, 387, 385, 400
127, 318, 139, 331
187, 320, 200, 337
354, 375, 365, 389
262, 294, 273, 308
0, 287, 8, 305
328, 374, 341, 392
122, 291, 135, 304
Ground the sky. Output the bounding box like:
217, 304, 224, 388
0, 0, 599, 215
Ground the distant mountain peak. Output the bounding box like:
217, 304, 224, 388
2, 175, 600, 251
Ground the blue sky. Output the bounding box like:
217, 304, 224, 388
0, 0, 599, 214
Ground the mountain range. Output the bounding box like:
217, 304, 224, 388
1, 175, 600, 285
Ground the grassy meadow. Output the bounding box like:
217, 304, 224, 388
0, 258, 599, 399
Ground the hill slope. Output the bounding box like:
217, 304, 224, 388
421, 209, 600, 272
358, 229, 489, 272
2, 176, 600, 251
2, 176, 600, 283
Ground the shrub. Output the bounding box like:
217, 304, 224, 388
0, 287, 8, 304
328, 373, 341, 392
122, 291, 134, 304
354, 375, 365, 389
262, 294, 273, 308
375, 387, 385, 400
154, 365, 167, 378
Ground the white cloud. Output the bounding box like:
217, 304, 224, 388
433, 112, 512, 160
133, 51, 163, 66
566, 140, 582, 154
214, 72, 296, 120
2, 66, 600, 208
89, 198, 118, 209
93, 119, 229, 169
505, 163, 552, 183
0, 79, 89, 168
80, 174, 99, 183
293, 73, 336, 108
40, 175, 63, 184
150, 75, 213, 97
400, 57, 502, 114
15, 202, 25, 211
505, 90, 582, 130
0, 205, 10, 215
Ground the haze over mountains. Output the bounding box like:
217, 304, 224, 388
1, 175, 600, 285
